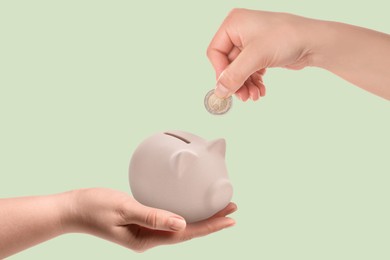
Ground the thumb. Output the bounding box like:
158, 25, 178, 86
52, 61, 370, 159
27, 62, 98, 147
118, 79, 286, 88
131, 203, 187, 232
215, 46, 262, 98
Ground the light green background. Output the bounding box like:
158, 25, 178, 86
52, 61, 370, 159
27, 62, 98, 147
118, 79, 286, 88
1, 0, 389, 259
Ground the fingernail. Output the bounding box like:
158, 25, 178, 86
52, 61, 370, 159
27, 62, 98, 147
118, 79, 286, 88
168, 217, 186, 231
226, 218, 236, 228
249, 92, 255, 100
215, 82, 230, 98
250, 91, 259, 101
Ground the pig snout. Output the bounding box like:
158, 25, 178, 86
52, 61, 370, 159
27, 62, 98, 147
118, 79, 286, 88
206, 179, 233, 215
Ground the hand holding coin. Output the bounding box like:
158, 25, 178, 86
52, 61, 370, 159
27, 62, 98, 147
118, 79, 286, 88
204, 89, 233, 115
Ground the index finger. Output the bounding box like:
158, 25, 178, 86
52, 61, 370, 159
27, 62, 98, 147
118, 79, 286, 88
206, 23, 234, 79
180, 202, 237, 239
142, 203, 237, 249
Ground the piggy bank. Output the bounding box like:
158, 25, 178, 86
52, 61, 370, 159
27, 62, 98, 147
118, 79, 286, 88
129, 130, 233, 223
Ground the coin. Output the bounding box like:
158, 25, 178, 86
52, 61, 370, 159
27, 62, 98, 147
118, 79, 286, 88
204, 89, 232, 115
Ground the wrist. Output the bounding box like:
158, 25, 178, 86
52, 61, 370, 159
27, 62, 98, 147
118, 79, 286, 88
306, 19, 342, 69
57, 189, 84, 234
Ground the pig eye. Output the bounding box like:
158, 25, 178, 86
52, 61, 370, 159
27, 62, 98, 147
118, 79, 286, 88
164, 132, 190, 144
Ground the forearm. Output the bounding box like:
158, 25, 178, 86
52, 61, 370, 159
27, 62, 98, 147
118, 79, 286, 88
310, 20, 390, 100
0, 192, 72, 258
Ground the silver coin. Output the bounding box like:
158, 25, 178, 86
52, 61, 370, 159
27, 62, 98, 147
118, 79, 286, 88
204, 89, 232, 115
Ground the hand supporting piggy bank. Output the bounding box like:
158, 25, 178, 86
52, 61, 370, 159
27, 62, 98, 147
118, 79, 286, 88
129, 130, 233, 223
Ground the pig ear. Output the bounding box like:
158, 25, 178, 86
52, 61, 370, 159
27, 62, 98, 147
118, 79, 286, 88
207, 138, 226, 157
170, 150, 198, 177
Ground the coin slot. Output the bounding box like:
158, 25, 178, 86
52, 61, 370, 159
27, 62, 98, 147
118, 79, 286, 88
164, 132, 190, 144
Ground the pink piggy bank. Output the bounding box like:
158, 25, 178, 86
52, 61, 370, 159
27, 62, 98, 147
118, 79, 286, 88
129, 130, 233, 223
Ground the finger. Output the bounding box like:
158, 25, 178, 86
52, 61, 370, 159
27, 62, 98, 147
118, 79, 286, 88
228, 46, 241, 62
251, 72, 266, 97
207, 26, 234, 79
251, 76, 263, 94
236, 86, 249, 101
130, 203, 187, 232
235, 86, 246, 101
241, 82, 251, 102
125, 204, 237, 250
181, 217, 236, 242
250, 73, 262, 91
210, 202, 237, 218
235, 92, 242, 101
259, 82, 266, 97
134, 216, 236, 252
251, 72, 262, 84
215, 45, 263, 98
247, 79, 260, 101
258, 68, 267, 76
